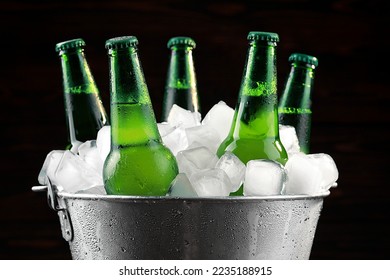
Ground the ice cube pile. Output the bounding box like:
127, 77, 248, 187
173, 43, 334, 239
37, 101, 338, 197
37, 126, 110, 195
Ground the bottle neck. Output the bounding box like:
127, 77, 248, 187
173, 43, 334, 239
279, 63, 315, 113
108, 48, 151, 104
166, 47, 197, 90
60, 49, 99, 94
241, 42, 277, 97
232, 42, 279, 139
108, 47, 160, 146
59, 48, 108, 147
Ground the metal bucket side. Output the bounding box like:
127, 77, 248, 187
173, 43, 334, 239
56, 192, 328, 260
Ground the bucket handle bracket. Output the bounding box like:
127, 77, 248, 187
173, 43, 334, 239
46, 178, 74, 242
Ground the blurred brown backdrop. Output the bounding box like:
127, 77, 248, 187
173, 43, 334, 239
0, 0, 389, 259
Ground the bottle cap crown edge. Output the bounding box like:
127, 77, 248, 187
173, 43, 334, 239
105, 36, 139, 50
55, 38, 86, 52
289, 53, 319, 67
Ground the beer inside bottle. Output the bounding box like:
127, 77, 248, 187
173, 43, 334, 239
103, 36, 178, 196
278, 53, 318, 154
161, 37, 200, 121
55, 38, 109, 150
217, 31, 288, 196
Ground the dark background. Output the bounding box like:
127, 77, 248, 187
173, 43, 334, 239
0, 0, 389, 260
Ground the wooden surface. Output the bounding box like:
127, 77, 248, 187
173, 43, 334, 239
0, 0, 389, 260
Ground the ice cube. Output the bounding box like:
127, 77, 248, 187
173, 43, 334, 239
279, 124, 300, 156
38, 150, 65, 185
167, 104, 201, 128
157, 122, 175, 137
176, 146, 218, 178
308, 153, 339, 190
55, 150, 103, 193
161, 126, 188, 156
215, 152, 246, 193
167, 173, 198, 197
77, 140, 104, 175
185, 124, 221, 153
76, 185, 106, 195
283, 152, 338, 195
201, 101, 234, 141
190, 168, 232, 196
96, 125, 111, 162
244, 159, 286, 196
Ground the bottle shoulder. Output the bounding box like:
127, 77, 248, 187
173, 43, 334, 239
218, 136, 288, 165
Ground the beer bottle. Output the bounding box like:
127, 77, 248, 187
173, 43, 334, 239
55, 38, 109, 150
161, 36, 200, 122
103, 36, 178, 196
278, 53, 318, 154
217, 31, 288, 196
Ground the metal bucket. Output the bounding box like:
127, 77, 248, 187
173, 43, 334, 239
33, 183, 328, 260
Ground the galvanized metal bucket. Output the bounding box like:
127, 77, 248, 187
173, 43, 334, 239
33, 183, 328, 260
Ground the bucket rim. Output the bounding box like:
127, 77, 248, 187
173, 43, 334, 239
56, 190, 330, 202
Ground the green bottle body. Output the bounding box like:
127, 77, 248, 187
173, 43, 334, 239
278, 58, 316, 154
161, 43, 200, 121
217, 34, 288, 196
58, 45, 109, 149
103, 39, 178, 196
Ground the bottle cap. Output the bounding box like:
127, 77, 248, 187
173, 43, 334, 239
289, 53, 318, 67
167, 37, 196, 49
55, 38, 86, 52
105, 36, 139, 50
247, 32, 279, 43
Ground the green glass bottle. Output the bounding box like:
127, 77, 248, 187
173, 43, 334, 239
103, 36, 178, 196
161, 36, 200, 122
55, 38, 109, 150
278, 53, 318, 154
217, 31, 288, 196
